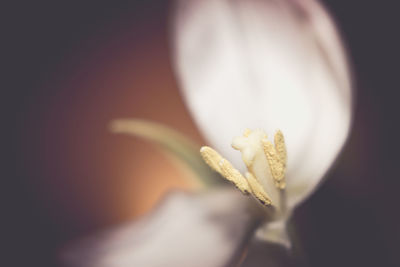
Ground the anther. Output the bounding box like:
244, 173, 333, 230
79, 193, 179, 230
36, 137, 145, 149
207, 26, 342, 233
200, 146, 223, 173
245, 172, 272, 206
261, 130, 287, 190
200, 146, 250, 194
243, 128, 252, 137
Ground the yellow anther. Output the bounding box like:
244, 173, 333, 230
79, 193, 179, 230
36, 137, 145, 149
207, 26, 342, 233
274, 130, 287, 167
243, 128, 252, 137
261, 130, 287, 190
200, 146, 223, 173
200, 146, 250, 194
246, 172, 272, 206
219, 159, 251, 194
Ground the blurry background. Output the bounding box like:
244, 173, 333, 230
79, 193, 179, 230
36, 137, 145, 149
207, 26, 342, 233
4, 0, 400, 266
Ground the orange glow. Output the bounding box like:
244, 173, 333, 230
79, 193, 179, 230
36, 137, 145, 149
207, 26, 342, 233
30, 18, 205, 227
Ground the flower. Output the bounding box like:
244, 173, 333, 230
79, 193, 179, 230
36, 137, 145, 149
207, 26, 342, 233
63, 0, 353, 266
172, 0, 353, 246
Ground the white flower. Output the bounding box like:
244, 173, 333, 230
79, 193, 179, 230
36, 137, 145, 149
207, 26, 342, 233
172, 0, 353, 246
63, 1, 353, 266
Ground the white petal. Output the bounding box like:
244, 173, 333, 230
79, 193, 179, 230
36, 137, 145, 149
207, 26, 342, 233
172, 0, 352, 210
62, 189, 266, 267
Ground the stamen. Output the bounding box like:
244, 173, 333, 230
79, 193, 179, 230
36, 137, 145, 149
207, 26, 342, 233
243, 128, 252, 137
199, 129, 286, 208
245, 172, 272, 206
261, 131, 287, 190
200, 146, 223, 173
200, 146, 250, 194
219, 159, 251, 194
274, 130, 287, 167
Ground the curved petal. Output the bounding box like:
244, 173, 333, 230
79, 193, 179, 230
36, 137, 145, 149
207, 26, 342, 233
171, 0, 353, 209
62, 189, 267, 267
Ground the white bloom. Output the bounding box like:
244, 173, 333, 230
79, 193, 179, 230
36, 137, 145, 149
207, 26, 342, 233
63, 1, 354, 265
172, 0, 353, 245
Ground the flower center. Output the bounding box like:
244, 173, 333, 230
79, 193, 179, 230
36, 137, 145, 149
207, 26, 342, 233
200, 129, 287, 211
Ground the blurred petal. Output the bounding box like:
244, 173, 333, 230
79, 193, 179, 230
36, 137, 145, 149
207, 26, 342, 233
172, 0, 353, 210
62, 189, 267, 267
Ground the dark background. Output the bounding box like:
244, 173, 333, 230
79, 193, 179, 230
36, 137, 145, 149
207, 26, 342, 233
4, 0, 400, 266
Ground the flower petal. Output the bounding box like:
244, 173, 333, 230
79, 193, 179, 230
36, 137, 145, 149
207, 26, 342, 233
62, 189, 267, 267
172, 0, 352, 209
